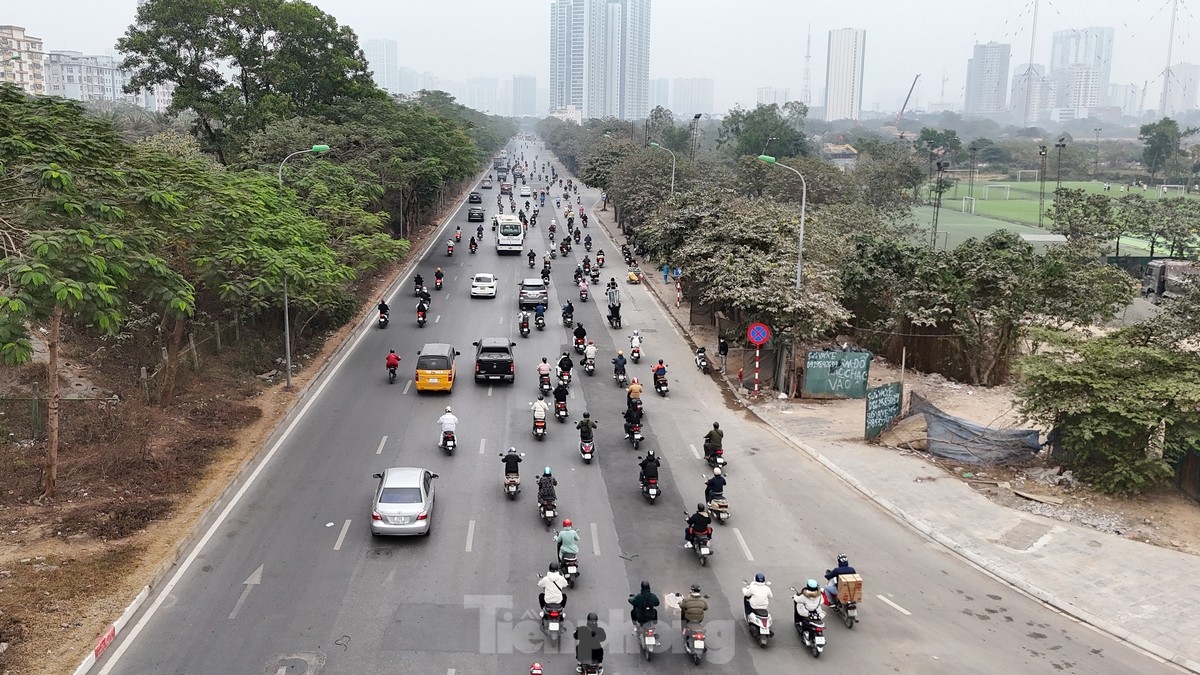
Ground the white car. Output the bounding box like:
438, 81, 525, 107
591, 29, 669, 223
471, 273, 498, 298
519, 186, 532, 198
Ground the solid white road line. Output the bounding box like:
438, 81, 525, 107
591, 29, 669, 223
479, 438, 487, 455
376, 436, 387, 455
435, 315, 442, 323
732, 527, 755, 562
465, 520, 476, 553
689, 443, 701, 460
877, 594, 912, 616
402, 379, 412, 395
499, 316, 504, 324
333, 519, 352, 551
591, 523, 600, 556
488, 386, 494, 397
97, 256, 413, 673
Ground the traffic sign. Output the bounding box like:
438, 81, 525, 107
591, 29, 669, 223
747, 322, 771, 346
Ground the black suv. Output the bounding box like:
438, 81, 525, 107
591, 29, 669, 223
467, 206, 485, 222
468, 191, 483, 204
473, 338, 516, 383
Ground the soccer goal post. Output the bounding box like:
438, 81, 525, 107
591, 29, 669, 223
982, 184, 1011, 200
1159, 184, 1186, 196
1017, 170, 1039, 182
962, 197, 976, 214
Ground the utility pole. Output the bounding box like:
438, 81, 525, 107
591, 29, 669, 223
1162, 0, 1179, 116
1055, 137, 1067, 190
1093, 128, 1102, 176
968, 144, 978, 198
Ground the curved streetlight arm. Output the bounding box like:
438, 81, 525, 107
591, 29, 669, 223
650, 142, 677, 196
758, 155, 807, 290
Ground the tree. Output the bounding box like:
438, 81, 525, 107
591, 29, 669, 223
1138, 118, 1196, 181
607, 149, 679, 228
733, 155, 853, 207
716, 103, 809, 159
1044, 188, 1119, 245
849, 142, 924, 220
578, 137, 635, 191
915, 127, 963, 161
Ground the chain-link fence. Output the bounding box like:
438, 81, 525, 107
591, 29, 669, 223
0, 389, 121, 445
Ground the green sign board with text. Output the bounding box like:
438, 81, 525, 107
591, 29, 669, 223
802, 350, 872, 399
865, 382, 904, 440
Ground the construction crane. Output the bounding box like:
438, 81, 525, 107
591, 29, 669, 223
895, 75, 921, 138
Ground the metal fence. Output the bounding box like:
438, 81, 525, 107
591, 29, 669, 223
0, 390, 121, 445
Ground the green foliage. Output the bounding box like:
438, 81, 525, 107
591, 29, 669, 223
1017, 329, 1200, 495
850, 141, 924, 220
1138, 117, 1196, 179
578, 137, 635, 191
716, 103, 809, 159
733, 155, 852, 206
915, 127, 963, 160
1044, 188, 1118, 245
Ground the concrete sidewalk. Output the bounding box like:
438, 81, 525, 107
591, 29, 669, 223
581, 185, 1200, 673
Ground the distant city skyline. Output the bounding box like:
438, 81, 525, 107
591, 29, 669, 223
825, 28, 866, 121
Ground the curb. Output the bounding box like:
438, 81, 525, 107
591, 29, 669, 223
73, 164, 492, 675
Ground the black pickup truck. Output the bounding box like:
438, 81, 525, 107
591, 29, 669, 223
473, 338, 517, 383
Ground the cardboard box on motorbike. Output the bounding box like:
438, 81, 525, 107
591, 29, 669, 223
836, 574, 863, 603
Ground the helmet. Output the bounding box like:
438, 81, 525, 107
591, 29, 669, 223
543, 467, 552, 475
549, 562, 560, 572
690, 584, 702, 595
507, 446, 517, 454
696, 502, 707, 512
562, 518, 572, 527
837, 554, 849, 567
530, 664, 542, 675
588, 340, 594, 344
617, 350, 624, 356
633, 329, 640, 336
713, 467, 723, 476
586, 612, 599, 625
640, 580, 650, 592
754, 573, 766, 583
713, 422, 720, 429
806, 579, 820, 591
389, 349, 395, 354
583, 412, 590, 418
436, 267, 442, 272
445, 406, 452, 413
631, 377, 640, 385
542, 357, 548, 363
647, 449, 655, 457
658, 359, 665, 365
538, 395, 545, 401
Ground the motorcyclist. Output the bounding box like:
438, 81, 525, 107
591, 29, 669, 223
573, 265, 584, 284
628, 581, 660, 631
572, 323, 587, 343
446, 237, 455, 252
629, 329, 643, 351
743, 573, 773, 619
684, 503, 711, 548
528, 249, 537, 265
469, 236, 477, 251
418, 286, 432, 306
531, 396, 550, 421
704, 468, 727, 503
679, 585, 709, 636
553, 381, 570, 405
518, 310, 531, 330
703, 422, 724, 461
824, 554, 857, 603
574, 612, 606, 669
557, 352, 574, 377
623, 405, 642, 438
538, 562, 569, 613
436, 406, 458, 446
612, 351, 627, 377
584, 233, 593, 247
534, 303, 546, 322
537, 467, 558, 501
413, 273, 424, 290
576, 412, 597, 441
583, 340, 598, 362
385, 349, 401, 372
794, 579, 826, 625
626, 377, 643, 405
555, 519, 581, 564
577, 278, 589, 298
434, 267, 444, 285
653, 359, 668, 381
377, 299, 390, 316
561, 300, 575, 322
536, 357, 553, 378
638, 450, 660, 485
416, 298, 430, 317
501, 447, 523, 476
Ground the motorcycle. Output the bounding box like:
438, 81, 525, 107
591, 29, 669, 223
502, 470, 521, 500
440, 431, 456, 455
745, 600, 774, 648
539, 499, 557, 527
541, 600, 565, 645
387, 365, 397, 384
589, 268, 600, 284
413, 281, 423, 296
446, 242, 454, 256
579, 438, 595, 463
519, 319, 530, 338
534, 314, 546, 331
533, 417, 547, 441
554, 400, 569, 422
704, 443, 728, 470
434, 277, 443, 290
708, 495, 730, 524
562, 312, 572, 327
579, 287, 588, 302
454, 230, 462, 242
633, 619, 658, 661
573, 337, 586, 354
687, 518, 713, 566
640, 475, 660, 504
628, 421, 644, 449
573, 230, 581, 244
559, 551, 580, 587
583, 357, 595, 376
549, 231, 556, 244
539, 373, 552, 396
789, 592, 826, 658
630, 346, 641, 363
529, 257, 536, 269
416, 309, 427, 328
378, 311, 389, 329
541, 269, 551, 284
614, 370, 628, 387
558, 369, 572, 387
695, 347, 711, 374
653, 373, 669, 396
585, 241, 593, 252
596, 254, 605, 268
682, 622, 708, 665
828, 590, 859, 629
469, 241, 477, 254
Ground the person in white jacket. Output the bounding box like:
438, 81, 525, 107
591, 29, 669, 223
436, 406, 458, 446
793, 579, 826, 624
583, 341, 598, 361
531, 396, 550, 420
742, 573, 772, 617
538, 563, 569, 613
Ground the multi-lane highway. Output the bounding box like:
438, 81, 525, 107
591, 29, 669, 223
93, 140, 1175, 674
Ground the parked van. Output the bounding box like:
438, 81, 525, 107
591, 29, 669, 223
415, 343, 460, 392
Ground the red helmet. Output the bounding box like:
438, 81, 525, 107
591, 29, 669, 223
562, 518, 573, 527
530, 665, 543, 675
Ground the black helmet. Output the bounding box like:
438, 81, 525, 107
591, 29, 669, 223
690, 584, 702, 595
549, 562, 560, 572
713, 422, 720, 429
837, 553, 849, 567
755, 572, 766, 583
583, 412, 591, 418
586, 612, 599, 625
538, 395, 545, 401
389, 349, 396, 354
542, 357, 548, 363
640, 580, 650, 592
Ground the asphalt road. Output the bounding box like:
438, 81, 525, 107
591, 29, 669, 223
93, 140, 1176, 675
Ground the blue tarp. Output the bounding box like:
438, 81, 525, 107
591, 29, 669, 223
908, 393, 1041, 465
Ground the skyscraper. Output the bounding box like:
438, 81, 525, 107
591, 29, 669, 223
673, 78, 714, 115
550, 0, 651, 121
651, 78, 670, 109
363, 39, 400, 93
963, 42, 1011, 116
0, 25, 46, 96
756, 87, 790, 107
824, 28, 866, 121
513, 75, 538, 117
1050, 27, 1114, 105
1010, 64, 1054, 125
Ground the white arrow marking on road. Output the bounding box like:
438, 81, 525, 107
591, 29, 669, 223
465, 520, 476, 552
479, 438, 487, 455
402, 379, 412, 395
227, 565, 263, 620
689, 443, 701, 460
591, 523, 600, 556
732, 527, 755, 562
376, 436, 388, 455
334, 519, 351, 551
488, 386, 494, 397
877, 595, 911, 616
435, 315, 441, 323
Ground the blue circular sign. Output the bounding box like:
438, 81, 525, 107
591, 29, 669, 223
747, 322, 771, 346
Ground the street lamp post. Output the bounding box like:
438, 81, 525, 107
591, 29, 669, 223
931, 161, 950, 248
690, 113, 702, 161
758, 155, 807, 290
968, 144, 978, 199
649, 142, 676, 196
1038, 145, 1049, 229
1093, 127, 1102, 177
276, 144, 331, 389
1054, 137, 1067, 190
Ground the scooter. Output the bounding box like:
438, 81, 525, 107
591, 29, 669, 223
529, 257, 536, 269
440, 431, 456, 455
746, 602, 774, 648
446, 242, 454, 256
469, 241, 477, 254
573, 337, 586, 354
455, 230, 462, 242
640, 475, 660, 503
435, 277, 443, 290
589, 268, 600, 285
630, 346, 641, 363
558, 369, 572, 387
627, 421, 644, 449
535, 315, 546, 331
596, 254, 605, 268
585, 241, 593, 252
579, 438, 595, 463
828, 590, 859, 629
497, 455, 522, 499
682, 622, 708, 665
789, 592, 826, 658
614, 370, 628, 387
583, 357, 595, 375
695, 347, 711, 374
539, 373, 552, 395
519, 318, 530, 337
579, 287, 588, 302
559, 551, 580, 587
704, 443, 728, 470
378, 311, 389, 329
654, 374, 669, 396
417, 309, 427, 328
387, 365, 397, 384
541, 600, 565, 645
533, 417, 547, 441
687, 520, 713, 566
708, 494, 730, 524
633, 619, 658, 661
539, 499, 557, 527
562, 312, 572, 327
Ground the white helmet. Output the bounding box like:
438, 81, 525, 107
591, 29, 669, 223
713, 468, 723, 476
632, 329, 640, 336
445, 406, 453, 413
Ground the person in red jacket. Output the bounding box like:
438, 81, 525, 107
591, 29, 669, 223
386, 350, 401, 370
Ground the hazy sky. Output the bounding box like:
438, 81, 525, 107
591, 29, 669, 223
7, 0, 1197, 112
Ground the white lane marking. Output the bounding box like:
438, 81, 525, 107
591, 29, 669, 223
445, 293, 451, 300
97, 263, 411, 673
227, 565, 263, 620
499, 316, 504, 324
465, 520, 476, 552
447, 670, 456, 675
689, 443, 701, 460
333, 519, 352, 551
376, 436, 388, 455
277, 667, 287, 675
591, 523, 600, 556
435, 315, 442, 323
877, 595, 911, 616
569, 388, 576, 399
732, 527, 755, 561
479, 438, 487, 455
488, 386, 494, 397
402, 379, 412, 395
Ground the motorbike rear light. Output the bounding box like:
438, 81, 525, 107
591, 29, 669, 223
548, 610, 560, 618
645, 629, 654, 636
648, 479, 657, 485
371, 511, 382, 521
715, 448, 724, 456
